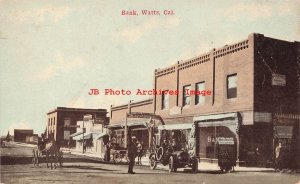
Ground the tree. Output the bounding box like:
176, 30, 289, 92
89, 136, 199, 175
6, 131, 11, 142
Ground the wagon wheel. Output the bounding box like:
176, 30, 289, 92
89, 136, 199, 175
156, 147, 164, 161
149, 154, 157, 170
192, 158, 198, 173
115, 152, 121, 163
169, 156, 176, 172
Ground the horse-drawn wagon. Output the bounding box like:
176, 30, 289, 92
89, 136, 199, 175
32, 138, 63, 169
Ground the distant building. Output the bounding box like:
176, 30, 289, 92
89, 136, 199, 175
25, 134, 38, 144
14, 129, 34, 143
71, 115, 108, 156
46, 107, 108, 147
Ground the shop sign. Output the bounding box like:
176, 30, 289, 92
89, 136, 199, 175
217, 137, 234, 145
276, 126, 293, 138
272, 74, 286, 86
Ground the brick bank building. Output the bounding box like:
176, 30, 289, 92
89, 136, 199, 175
110, 33, 300, 167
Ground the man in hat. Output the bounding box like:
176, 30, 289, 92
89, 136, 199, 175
128, 137, 137, 174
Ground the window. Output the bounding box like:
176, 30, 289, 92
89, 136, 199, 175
48, 118, 50, 126
183, 85, 191, 106
53, 117, 56, 125
195, 82, 205, 105
64, 118, 71, 127
227, 74, 237, 99
161, 90, 169, 109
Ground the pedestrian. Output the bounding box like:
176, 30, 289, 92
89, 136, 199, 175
128, 138, 137, 174
275, 142, 282, 172
137, 141, 143, 165
105, 142, 110, 161
83, 140, 87, 153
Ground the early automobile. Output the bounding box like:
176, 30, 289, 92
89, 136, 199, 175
149, 143, 198, 173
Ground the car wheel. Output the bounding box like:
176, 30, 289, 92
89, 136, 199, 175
149, 154, 157, 170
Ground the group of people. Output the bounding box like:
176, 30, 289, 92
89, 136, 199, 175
103, 137, 144, 174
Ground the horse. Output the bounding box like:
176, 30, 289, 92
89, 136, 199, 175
32, 138, 62, 169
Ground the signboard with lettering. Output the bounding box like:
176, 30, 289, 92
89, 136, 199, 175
275, 126, 293, 138
272, 74, 286, 86
217, 137, 235, 145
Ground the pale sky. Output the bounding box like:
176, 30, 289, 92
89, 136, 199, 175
0, 0, 299, 136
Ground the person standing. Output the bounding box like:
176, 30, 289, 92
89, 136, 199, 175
128, 138, 137, 174
83, 140, 87, 153
275, 142, 282, 171
104, 142, 110, 162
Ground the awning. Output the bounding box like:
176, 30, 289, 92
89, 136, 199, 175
93, 132, 108, 140
82, 133, 92, 140
106, 121, 147, 130
193, 112, 239, 135
106, 124, 124, 129
193, 112, 237, 122
127, 121, 147, 127
158, 123, 192, 130
70, 132, 83, 137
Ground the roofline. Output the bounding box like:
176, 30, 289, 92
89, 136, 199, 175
47, 107, 107, 115
155, 32, 297, 73
111, 98, 153, 111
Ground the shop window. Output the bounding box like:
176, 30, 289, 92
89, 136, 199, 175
183, 85, 191, 106
161, 90, 169, 109
195, 81, 205, 105
227, 74, 237, 99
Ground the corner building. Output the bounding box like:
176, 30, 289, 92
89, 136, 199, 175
153, 33, 300, 167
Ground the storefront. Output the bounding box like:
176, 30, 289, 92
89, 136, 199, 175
273, 113, 300, 169
193, 112, 239, 162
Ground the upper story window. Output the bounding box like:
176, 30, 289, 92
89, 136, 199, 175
195, 81, 205, 105
183, 85, 191, 106
64, 118, 71, 127
227, 74, 237, 99
161, 90, 169, 109
53, 117, 56, 125
48, 118, 50, 126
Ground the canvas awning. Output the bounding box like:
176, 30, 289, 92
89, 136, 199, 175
127, 121, 147, 127
82, 133, 92, 140
106, 124, 124, 130
193, 112, 237, 123
193, 112, 239, 135
106, 121, 147, 130
158, 123, 192, 130
93, 132, 108, 140
70, 132, 83, 137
